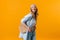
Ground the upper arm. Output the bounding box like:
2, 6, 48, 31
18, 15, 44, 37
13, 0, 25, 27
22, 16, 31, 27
21, 14, 31, 23
21, 17, 29, 23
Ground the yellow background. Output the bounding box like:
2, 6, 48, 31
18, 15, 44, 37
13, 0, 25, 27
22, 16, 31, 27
0, 0, 60, 40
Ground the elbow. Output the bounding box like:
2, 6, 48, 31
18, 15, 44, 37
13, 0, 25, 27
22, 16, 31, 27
21, 21, 25, 25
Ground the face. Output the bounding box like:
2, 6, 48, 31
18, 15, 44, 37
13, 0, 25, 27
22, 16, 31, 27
30, 5, 37, 13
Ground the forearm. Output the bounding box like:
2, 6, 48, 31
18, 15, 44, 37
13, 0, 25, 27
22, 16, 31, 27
21, 22, 28, 29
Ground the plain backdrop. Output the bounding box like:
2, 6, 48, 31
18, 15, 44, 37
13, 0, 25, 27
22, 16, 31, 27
0, 0, 60, 40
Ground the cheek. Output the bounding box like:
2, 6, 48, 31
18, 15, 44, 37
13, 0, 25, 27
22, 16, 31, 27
32, 9, 36, 12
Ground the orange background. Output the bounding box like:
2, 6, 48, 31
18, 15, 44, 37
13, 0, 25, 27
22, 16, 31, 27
0, 0, 60, 40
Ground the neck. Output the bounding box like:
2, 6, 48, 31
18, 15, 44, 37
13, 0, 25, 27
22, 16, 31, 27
30, 12, 36, 19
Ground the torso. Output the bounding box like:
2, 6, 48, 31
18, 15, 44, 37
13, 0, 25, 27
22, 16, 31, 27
26, 13, 36, 28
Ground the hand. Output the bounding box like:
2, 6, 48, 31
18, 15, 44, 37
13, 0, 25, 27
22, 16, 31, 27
27, 27, 31, 32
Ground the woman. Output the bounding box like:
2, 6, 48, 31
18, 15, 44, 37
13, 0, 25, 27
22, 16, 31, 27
19, 4, 38, 40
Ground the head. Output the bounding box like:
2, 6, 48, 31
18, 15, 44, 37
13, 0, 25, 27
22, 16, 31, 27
30, 4, 38, 20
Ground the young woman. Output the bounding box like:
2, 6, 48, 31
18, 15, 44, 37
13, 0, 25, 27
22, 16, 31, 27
19, 4, 38, 40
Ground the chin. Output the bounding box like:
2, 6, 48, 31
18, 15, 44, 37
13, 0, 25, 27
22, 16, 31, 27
32, 11, 35, 13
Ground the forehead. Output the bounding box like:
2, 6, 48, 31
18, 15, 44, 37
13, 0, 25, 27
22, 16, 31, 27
30, 4, 36, 8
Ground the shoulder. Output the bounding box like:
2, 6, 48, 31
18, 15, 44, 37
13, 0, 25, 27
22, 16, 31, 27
21, 13, 32, 23
24, 13, 32, 18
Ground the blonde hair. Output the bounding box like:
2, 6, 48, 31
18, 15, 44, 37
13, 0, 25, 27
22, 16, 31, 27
30, 4, 38, 20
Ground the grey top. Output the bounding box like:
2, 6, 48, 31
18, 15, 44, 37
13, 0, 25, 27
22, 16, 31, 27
21, 13, 36, 28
